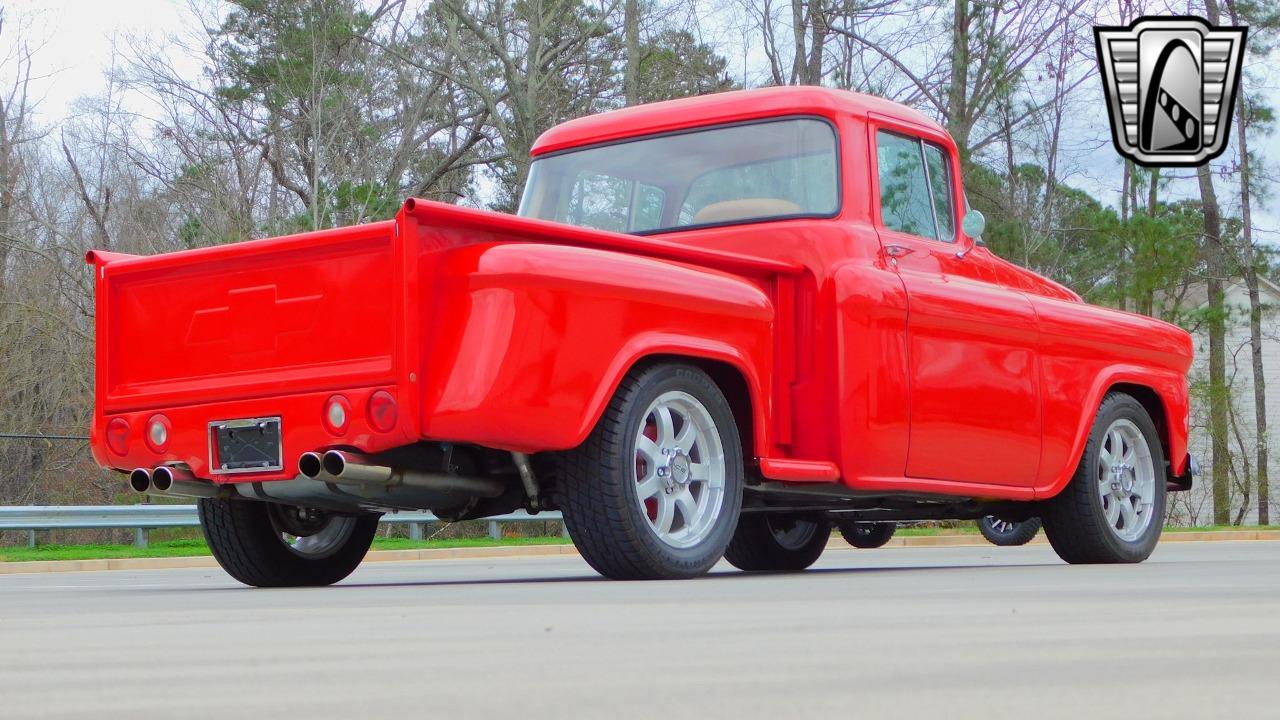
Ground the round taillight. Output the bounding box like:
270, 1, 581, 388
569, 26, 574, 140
106, 418, 130, 456
323, 395, 351, 435
145, 415, 171, 452
367, 391, 398, 433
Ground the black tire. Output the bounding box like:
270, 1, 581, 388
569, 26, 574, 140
1041, 392, 1167, 564
556, 363, 744, 580
724, 513, 831, 572
977, 516, 1042, 546
198, 497, 379, 587
836, 520, 897, 549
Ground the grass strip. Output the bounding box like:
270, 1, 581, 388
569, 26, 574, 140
0, 535, 571, 563
1, 524, 1270, 563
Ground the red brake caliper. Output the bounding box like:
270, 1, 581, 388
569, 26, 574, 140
640, 418, 658, 521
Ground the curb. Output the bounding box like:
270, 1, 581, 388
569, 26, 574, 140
2, 531, 1278, 576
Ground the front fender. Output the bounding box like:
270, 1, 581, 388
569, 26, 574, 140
419, 243, 776, 453
1034, 364, 1190, 499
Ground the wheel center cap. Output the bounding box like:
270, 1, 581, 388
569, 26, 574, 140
1112, 465, 1135, 494
670, 453, 691, 485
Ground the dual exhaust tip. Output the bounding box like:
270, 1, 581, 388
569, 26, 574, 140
128, 466, 223, 499
128, 452, 354, 496
129, 449, 504, 500
299, 449, 504, 497
130, 466, 183, 493
298, 450, 355, 480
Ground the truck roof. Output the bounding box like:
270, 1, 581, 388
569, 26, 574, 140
530, 86, 947, 156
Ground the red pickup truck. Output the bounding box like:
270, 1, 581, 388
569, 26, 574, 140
86, 87, 1195, 586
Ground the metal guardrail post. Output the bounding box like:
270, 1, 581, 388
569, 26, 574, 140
408, 523, 424, 541
134, 528, 148, 548
488, 521, 500, 540
27, 529, 36, 548
561, 522, 570, 538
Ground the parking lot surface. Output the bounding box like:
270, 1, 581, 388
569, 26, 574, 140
1, 541, 1275, 719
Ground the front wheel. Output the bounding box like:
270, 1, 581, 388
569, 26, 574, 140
1041, 392, 1166, 564
556, 363, 744, 580
977, 516, 1042, 546
836, 520, 897, 549
724, 513, 831, 572
198, 498, 379, 587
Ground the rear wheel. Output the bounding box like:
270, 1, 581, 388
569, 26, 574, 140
1041, 392, 1166, 564
837, 520, 897, 549
977, 516, 1042, 546
556, 363, 743, 580
724, 513, 830, 572
198, 498, 379, 587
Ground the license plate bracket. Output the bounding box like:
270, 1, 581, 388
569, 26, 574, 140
209, 417, 283, 474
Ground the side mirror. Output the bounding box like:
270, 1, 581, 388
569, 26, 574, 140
961, 209, 986, 241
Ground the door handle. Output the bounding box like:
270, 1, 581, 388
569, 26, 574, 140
884, 244, 915, 258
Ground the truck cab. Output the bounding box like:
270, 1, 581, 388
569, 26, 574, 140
87, 87, 1194, 585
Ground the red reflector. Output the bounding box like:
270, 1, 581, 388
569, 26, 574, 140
106, 418, 130, 456
368, 391, 398, 433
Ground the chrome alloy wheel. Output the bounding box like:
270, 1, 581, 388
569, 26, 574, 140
633, 390, 727, 549
767, 516, 821, 550
1096, 419, 1157, 542
985, 517, 1019, 535
268, 505, 359, 560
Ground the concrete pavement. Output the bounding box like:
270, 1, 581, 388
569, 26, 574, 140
1, 542, 1276, 719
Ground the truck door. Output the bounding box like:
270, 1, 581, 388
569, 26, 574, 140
870, 122, 1042, 487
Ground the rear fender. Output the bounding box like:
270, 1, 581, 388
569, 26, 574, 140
420, 243, 776, 454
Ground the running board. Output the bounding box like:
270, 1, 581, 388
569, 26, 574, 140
759, 458, 840, 483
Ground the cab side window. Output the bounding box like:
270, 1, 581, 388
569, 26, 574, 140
876, 131, 956, 243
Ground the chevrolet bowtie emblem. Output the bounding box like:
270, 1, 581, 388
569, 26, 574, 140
187, 285, 322, 353
1094, 16, 1247, 167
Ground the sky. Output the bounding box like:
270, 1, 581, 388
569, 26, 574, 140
5, 0, 1279, 240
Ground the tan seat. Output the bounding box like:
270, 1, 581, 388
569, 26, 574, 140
692, 198, 803, 225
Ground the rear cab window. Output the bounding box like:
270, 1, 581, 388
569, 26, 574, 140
519, 117, 840, 234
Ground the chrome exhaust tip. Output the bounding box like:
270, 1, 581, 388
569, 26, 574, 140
320, 449, 376, 478
298, 452, 323, 479
151, 466, 178, 493
128, 468, 152, 493
321, 450, 349, 478
149, 466, 226, 499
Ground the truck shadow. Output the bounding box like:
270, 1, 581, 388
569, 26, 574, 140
316, 560, 1064, 590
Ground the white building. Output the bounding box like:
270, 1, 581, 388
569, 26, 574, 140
1171, 277, 1280, 526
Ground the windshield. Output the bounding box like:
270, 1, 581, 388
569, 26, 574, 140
518, 118, 839, 234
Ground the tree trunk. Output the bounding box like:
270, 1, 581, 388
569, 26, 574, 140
1147, 168, 1158, 217
790, 0, 807, 84
1197, 0, 1232, 526
1224, 0, 1267, 524
1136, 168, 1158, 315
1200, 167, 1231, 526
946, 0, 972, 157
1120, 162, 1130, 222
806, 0, 826, 85
623, 0, 640, 104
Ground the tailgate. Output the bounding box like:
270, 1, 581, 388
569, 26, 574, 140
99, 221, 402, 412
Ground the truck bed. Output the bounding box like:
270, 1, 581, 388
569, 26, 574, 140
96, 221, 400, 414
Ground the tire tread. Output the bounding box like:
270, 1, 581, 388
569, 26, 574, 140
556, 364, 742, 580
1041, 392, 1165, 564
198, 498, 377, 587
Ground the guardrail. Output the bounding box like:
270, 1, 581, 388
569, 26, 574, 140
0, 505, 565, 548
